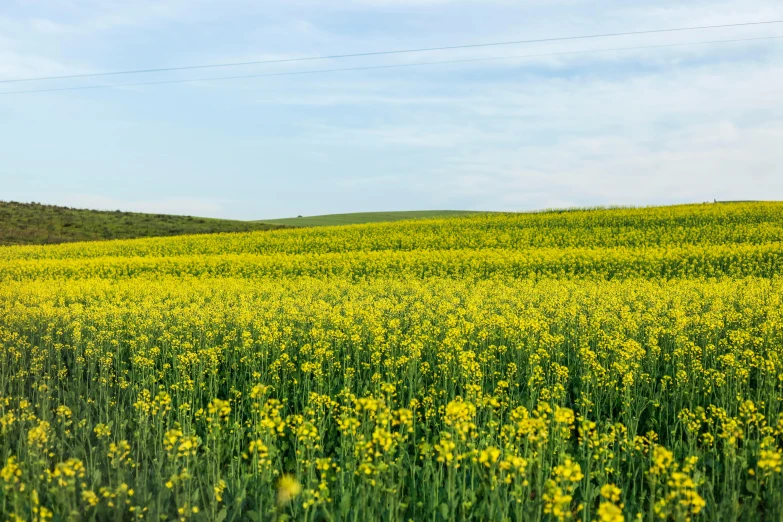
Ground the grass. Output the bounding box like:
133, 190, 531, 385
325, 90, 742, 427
257, 210, 485, 227
0, 201, 285, 246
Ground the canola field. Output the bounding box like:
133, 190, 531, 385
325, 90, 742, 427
1, 202, 783, 521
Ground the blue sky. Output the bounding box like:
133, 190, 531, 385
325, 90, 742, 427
1, 0, 782, 219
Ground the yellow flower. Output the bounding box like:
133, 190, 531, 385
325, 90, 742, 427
478, 447, 501, 468
214, 479, 227, 503
27, 421, 51, 449
649, 446, 673, 476
597, 502, 624, 522
600, 484, 622, 504
277, 474, 302, 505
93, 423, 112, 440
207, 398, 231, 423
82, 490, 100, 507
1, 456, 23, 491
554, 458, 584, 483
758, 448, 783, 476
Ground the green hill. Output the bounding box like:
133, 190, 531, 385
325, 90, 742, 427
0, 204, 489, 246
0, 201, 285, 246
258, 210, 485, 227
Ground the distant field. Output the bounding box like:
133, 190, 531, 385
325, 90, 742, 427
259, 210, 484, 227
0, 201, 285, 246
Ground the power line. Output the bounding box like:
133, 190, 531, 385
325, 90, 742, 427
1, 19, 781, 85
4, 35, 781, 96
2, 35, 780, 96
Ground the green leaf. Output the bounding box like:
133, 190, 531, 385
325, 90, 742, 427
340, 495, 352, 515
215, 507, 227, 522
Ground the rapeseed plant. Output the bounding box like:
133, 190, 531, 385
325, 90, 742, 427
0, 203, 782, 520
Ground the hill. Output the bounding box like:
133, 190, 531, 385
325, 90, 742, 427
0, 201, 285, 246
258, 210, 484, 227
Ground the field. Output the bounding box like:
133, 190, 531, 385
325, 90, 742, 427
257, 210, 483, 227
0, 201, 284, 246
1, 202, 783, 521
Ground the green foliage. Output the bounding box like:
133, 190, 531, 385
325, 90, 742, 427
0, 201, 284, 246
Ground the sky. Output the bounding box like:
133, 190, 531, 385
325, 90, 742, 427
1, 1, 782, 220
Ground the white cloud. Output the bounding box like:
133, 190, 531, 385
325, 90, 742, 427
430, 120, 783, 210
299, 47, 783, 210
1, 0, 782, 217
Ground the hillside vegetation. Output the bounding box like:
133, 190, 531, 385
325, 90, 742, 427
0, 201, 284, 245
259, 210, 483, 227
2, 202, 783, 521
